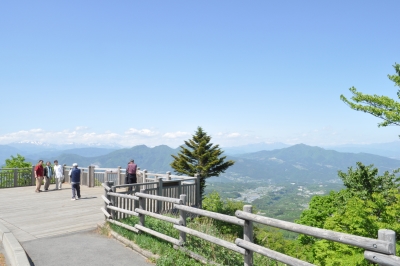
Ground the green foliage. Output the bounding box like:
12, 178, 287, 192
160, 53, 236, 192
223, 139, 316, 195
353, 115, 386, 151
338, 162, 400, 200
340, 63, 400, 128
170, 127, 235, 202
4, 154, 32, 168
297, 162, 400, 265
202, 191, 245, 236
0, 154, 32, 188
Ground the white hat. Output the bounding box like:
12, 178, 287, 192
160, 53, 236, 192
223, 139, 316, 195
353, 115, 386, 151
72, 163, 78, 167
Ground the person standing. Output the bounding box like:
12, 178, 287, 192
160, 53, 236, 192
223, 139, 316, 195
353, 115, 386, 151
125, 159, 137, 193
53, 160, 64, 190
43, 161, 53, 191
34, 160, 44, 193
70, 163, 81, 200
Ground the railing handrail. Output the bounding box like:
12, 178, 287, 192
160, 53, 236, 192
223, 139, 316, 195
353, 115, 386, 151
101, 183, 399, 266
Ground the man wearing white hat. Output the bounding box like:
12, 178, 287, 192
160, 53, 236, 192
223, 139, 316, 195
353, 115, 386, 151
70, 163, 81, 200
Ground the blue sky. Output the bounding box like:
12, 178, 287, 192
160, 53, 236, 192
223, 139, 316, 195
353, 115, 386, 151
1, 1, 399, 148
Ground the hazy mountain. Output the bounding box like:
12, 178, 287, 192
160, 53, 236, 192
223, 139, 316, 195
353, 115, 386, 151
7, 142, 123, 154
2, 143, 399, 185
223, 142, 290, 155
226, 144, 400, 183
0, 145, 24, 167
323, 141, 400, 160
34, 145, 178, 172
26, 147, 117, 161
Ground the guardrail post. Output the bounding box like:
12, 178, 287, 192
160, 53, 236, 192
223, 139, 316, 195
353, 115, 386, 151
195, 174, 201, 208
14, 169, 18, 187
166, 171, 171, 180
179, 194, 187, 245
104, 181, 111, 221
142, 169, 147, 184
378, 229, 396, 256
134, 185, 140, 209
243, 205, 253, 266
31, 166, 35, 186
109, 181, 115, 219
117, 166, 121, 185
178, 180, 182, 197
157, 177, 163, 213
88, 165, 94, 187
139, 189, 146, 227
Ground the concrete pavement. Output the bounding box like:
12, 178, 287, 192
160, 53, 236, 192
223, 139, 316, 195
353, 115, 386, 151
22, 229, 153, 266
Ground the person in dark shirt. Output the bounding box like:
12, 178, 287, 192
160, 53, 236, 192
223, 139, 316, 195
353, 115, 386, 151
34, 160, 44, 193
43, 161, 53, 191
125, 159, 137, 193
70, 163, 81, 200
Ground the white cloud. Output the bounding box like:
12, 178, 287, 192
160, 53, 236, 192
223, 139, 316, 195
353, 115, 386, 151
125, 128, 158, 137
163, 131, 190, 139
227, 133, 241, 138
75, 126, 89, 131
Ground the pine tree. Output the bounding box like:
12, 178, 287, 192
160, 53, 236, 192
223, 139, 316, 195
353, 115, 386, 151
170, 127, 235, 206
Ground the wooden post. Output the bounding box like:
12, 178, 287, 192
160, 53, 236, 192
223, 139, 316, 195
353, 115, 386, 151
166, 171, 171, 180
179, 194, 187, 245
31, 166, 35, 186
134, 185, 140, 209
105, 181, 111, 221
139, 189, 146, 227
378, 229, 396, 255
14, 169, 18, 187
157, 177, 163, 213
195, 174, 201, 208
178, 180, 182, 198
243, 205, 253, 266
109, 181, 115, 219
117, 166, 121, 185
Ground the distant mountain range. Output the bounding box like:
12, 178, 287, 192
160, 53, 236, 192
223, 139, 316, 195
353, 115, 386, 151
225, 144, 400, 183
223, 142, 290, 155
223, 141, 400, 160
1, 143, 398, 185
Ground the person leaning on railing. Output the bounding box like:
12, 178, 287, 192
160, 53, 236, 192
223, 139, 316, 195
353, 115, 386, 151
34, 160, 44, 193
125, 159, 137, 193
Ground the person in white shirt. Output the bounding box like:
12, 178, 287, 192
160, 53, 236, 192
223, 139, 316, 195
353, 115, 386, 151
53, 160, 64, 190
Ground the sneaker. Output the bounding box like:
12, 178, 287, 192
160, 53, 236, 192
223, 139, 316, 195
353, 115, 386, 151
71, 198, 76, 201
75, 197, 79, 200
78, 196, 81, 199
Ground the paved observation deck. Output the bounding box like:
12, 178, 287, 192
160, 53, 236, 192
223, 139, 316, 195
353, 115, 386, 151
0, 184, 104, 242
